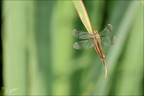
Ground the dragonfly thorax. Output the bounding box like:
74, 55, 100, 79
90, 30, 100, 39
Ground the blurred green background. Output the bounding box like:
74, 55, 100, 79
1, 0, 143, 95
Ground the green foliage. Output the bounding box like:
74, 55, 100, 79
2, 0, 143, 95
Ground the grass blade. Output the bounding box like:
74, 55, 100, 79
72, 0, 93, 33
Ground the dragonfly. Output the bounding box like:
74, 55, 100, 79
72, 24, 116, 78
72, 24, 116, 50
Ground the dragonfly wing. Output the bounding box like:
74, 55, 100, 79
73, 39, 94, 49
100, 37, 111, 46
99, 24, 113, 37
72, 29, 91, 39
99, 24, 117, 46
100, 36, 117, 46
110, 36, 117, 45
105, 24, 113, 31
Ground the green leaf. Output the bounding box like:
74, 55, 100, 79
72, 0, 93, 33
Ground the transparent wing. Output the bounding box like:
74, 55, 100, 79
73, 39, 94, 49
100, 36, 117, 46
72, 29, 91, 39
99, 24, 116, 46
99, 24, 113, 37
